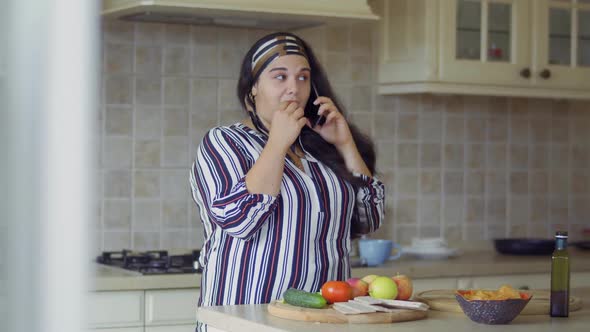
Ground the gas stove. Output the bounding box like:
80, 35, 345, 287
96, 249, 201, 275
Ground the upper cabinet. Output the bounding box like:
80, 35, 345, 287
374, 0, 590, 99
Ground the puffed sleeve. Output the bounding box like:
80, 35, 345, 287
350, 173, 385, 237
190, 127, 279, 240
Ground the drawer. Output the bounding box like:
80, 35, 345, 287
89, 291, 144, 328
145, 289, 200, 326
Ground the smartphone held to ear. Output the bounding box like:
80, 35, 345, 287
305, 83, 326, 127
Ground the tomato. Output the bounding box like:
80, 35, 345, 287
321, 281, 353, 303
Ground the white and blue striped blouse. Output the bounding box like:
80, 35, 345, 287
190, 123, 385, 307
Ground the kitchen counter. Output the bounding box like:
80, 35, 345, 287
91, 249, 590, 291
196, 288, 590, 332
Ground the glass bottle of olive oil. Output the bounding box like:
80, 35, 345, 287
550, 231, 570, 317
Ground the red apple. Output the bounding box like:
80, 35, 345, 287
391, 274, 413, 300
346, 278, 369, 297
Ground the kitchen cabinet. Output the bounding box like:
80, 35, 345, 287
90, 289, 200, 331
374, 0, 590, 99
89, 291, 144, 329
145, 289, 199, 326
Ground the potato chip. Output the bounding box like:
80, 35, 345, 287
459, 285, 523, 301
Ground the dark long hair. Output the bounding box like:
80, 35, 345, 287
237, 32, 376, 189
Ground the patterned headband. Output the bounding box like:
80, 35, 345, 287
251, 35, 308, 79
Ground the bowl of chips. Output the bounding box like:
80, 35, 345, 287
455, 285, 532, 324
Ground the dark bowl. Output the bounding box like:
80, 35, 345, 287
494, 238, 554, 255
455, 290, 532, 325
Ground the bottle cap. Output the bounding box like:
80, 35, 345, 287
555, 231, 568, 238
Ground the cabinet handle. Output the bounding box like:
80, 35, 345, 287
540, 69, 551, 79
520, 68, 531, 78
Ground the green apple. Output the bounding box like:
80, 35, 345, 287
368, 276, 398, 299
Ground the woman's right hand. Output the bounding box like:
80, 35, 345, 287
267, 101, 308, 153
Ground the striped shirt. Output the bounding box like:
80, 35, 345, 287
190, 123, 385, 308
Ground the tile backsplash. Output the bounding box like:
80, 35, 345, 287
96, 19, 590, 254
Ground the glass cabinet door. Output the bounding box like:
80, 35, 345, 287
536, 0, 590, 89
440, 0, 530, 86
456, 0, 513, 63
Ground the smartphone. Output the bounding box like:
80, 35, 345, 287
305, 82, 326, 127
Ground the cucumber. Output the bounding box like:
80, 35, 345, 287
283, 288, 327, 309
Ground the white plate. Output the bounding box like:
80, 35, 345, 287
402, 246, 461, 260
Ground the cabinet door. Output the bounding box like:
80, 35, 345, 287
533, 0, 590, 90
89, 291, 144, 329
145, 289, 200, 326
440, 0, 532, 86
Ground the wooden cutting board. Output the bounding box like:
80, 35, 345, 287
415, 289, 583, 315
267, 301, 428, 324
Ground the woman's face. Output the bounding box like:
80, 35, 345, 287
252, 54, 311, 127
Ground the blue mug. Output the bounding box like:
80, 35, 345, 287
358, 239, 403, 267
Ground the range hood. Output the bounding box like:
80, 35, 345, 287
102, 0, 379, 30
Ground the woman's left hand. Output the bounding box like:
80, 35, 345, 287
311, 97, 353, 148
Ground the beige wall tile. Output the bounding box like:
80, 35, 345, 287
135, 106, 162, 139
530, 171, 549, 195
445, 116, 465, 143
444, 144, 464, 169
104, 170, 131, 198
489, 116, 508, 142
103, 231, 131, 251
421, 143, 442, 168
466, 198, 485, 223
162, 230, 189, 250
530, 118, 551, 143
164, 107, 189, 136
164, 47, 190, 75
192, 45, 218, 77
136, 76, 162, 105
135, 139, 161, 167
396, 170, 418, 196
104, 21, 135, 44
420, 115, 443, 142
510, 145, 529, 169
163, 200, 188, 228
420, 225, 442, 238
374, 112, 396, 140
398, 95, 420, 113
466, 144, 485, 169
397, 113, 417, 140
420, 198, 441, 224
105, 76, 132, 104
486, 172, 507, 197
326, 25, 349, 52
350, 85, 372, 111
531, 197, 549, 224
466, 171, 485, 195
163, 136, 188, 167
105, 106, 132, 135
487, 198, 506, 223
136, 23, 164, 45
444, 197, 464, 225
394, 225, 418, 245
135, 45, 162, 75
350, 55, 372, 83
395, 198, 417, 224
510, 171, 529, 195
397, 143, 418, 168
105, 43, 133, 74
376, 140, 395, 171
444, 172, 464, 195
509, 197, 529, 224
164, 77, 190, 105
103, 137, 132, 168
104, 199, 131, 230
325, 52, 350, 83
133, 200, 161, 231
510, 116, 530, 144
487, 144, 507, 169
134, 232, 160, 251
572, 171, 590, 194
550, 198, 569, 223
421, 171, 441, 195
530, 146, 549, 169
164, 24, 190, 46
466, 118, 487, 142
162, 170, 189, 199
191, 25, 218, 45
572, 146, 590, 169
134, 171, 160, 198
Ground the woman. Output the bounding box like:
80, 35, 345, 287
190, 32, 384, 329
